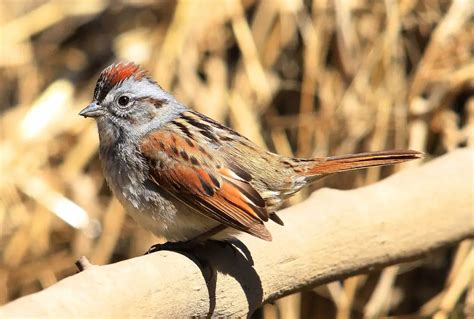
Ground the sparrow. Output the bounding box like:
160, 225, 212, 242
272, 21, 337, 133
79, 62, 422, 244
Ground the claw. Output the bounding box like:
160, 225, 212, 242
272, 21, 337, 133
145, 240, 199, 254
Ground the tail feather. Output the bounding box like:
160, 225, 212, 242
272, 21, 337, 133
305, 150, 423, 176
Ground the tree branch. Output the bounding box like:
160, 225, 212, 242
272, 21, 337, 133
1, 149, 473, 317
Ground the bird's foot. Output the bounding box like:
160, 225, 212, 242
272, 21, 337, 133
145, 240, 199, 254
145, 240, 212, 271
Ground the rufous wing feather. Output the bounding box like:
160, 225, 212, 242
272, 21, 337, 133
139, 128, 272, 241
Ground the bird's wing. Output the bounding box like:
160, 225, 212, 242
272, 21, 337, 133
139, 128, 272, 240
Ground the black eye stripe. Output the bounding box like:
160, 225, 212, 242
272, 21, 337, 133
135, 97, 165, 108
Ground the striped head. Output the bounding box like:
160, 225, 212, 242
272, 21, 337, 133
79, 62, 186, 143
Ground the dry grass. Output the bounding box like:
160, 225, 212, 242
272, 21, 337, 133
0, 0, 472, 317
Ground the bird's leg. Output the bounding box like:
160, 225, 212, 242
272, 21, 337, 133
145, 224, 228, 254
145, 241, 195, 254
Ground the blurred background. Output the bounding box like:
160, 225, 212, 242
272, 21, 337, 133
0, 0, 473, 318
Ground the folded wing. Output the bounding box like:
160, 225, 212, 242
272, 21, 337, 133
139, 128, 272, 240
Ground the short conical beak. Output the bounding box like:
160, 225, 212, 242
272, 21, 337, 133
79, 102, 103, 118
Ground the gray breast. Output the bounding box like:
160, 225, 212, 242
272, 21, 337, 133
101, 141, 183, 228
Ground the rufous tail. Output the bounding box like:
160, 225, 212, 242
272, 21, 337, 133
305, 150, 423, 176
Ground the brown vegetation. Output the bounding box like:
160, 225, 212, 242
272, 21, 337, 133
0, 0, 472, 317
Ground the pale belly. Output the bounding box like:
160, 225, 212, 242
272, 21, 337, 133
125, 201, 222, 242
101, 148, 230, 242
109, 176, 223, 242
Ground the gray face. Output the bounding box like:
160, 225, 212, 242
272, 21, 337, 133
80, 76, 186, 145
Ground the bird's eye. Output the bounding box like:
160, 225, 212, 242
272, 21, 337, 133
118, 95, 130, 107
